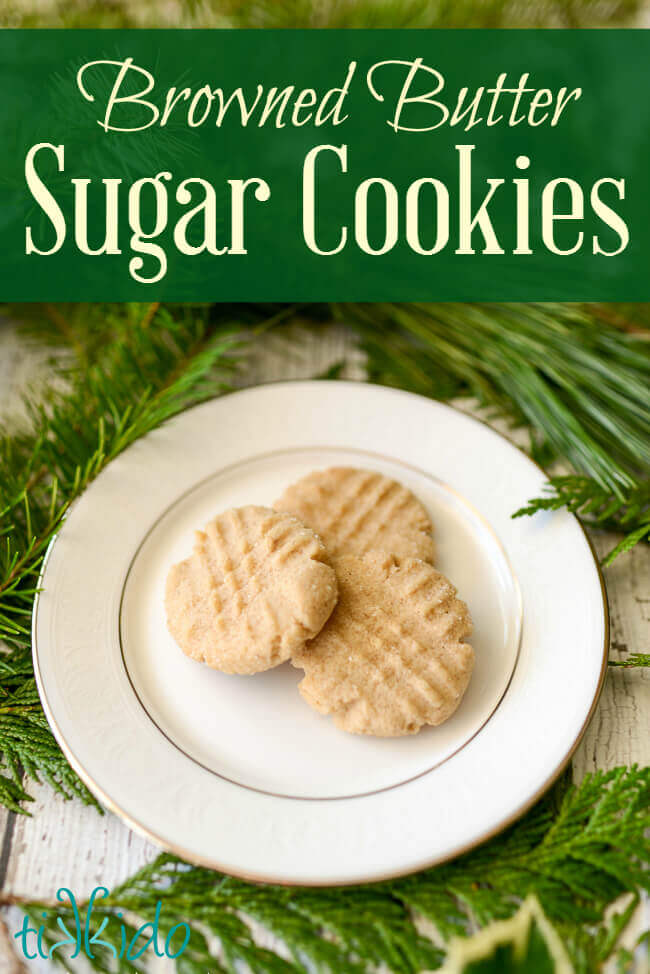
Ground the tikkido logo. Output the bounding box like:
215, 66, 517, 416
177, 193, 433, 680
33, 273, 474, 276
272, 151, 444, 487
14, 887, 191, 962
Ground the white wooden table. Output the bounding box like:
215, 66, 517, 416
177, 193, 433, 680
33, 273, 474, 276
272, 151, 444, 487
0, 319, 648, 971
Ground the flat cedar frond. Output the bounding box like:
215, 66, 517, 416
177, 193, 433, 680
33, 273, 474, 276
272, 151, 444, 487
513, 476, 650, 525
438, 896, 573, 973
0, 304, 245, 809
513, 476, 650, 565
13, 768, 650, 973
0, 648, 93, 811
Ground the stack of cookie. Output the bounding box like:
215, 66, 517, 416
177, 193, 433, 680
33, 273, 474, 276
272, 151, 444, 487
165, 467, 474, 737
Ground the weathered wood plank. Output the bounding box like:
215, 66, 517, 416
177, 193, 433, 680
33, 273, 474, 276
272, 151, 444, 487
573, 532, 650, 779
2, 784, 155, 901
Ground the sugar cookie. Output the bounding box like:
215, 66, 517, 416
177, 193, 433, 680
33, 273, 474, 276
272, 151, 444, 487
275, 467, 435, 562
165, 506, 338, 674
293, 552, 474, 736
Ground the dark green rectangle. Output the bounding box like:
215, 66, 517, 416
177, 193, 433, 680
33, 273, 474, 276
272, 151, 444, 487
1, 29, 648, 299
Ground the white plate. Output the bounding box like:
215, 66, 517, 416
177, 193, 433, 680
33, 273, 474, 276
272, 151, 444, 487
33, 381, 607, 885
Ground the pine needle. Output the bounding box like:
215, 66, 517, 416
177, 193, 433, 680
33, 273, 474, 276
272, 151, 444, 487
337, 303, 650, 561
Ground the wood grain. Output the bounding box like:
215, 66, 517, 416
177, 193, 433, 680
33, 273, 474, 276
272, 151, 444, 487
0, 319, 647, 969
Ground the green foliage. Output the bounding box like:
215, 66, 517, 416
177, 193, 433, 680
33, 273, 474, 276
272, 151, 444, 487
0, 301, 648, 974
0, 647, 93, 811
0, 303, 239, 651
337, 303, 650, 563
609, 654, 650, 669
512, 476, 650, 566
1, 300, 649, 816
14, 767, 650, 972
224, 0, 511, 29
517, 486, 650, 570
0, 0, 642, 29
0, 303, 242, 808
340, 303, 650, 494
437, 897, 572, 973
564, 895, 644, 973
396, 767, 649, 970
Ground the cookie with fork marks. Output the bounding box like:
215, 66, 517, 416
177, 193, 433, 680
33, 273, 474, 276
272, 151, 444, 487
165, 506, 338, 674
275, 467, 435, 563
293, 552, 474, 736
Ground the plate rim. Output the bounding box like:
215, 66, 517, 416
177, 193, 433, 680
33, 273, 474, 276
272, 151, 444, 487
32, 379, 610, 886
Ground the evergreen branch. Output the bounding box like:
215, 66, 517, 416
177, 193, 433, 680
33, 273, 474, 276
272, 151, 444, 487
602, 524, 650, 567
609, 654, 650, 669
512, 476, 650, 565
0, 304, 244, 810
224, 0, 514, 29
338, 302, 650, 559
0, 647, 92, 811
1, 300, 648, 817
340, 303, 650, 494
11, 302, 166, 367
9, 767, 649, 972
0, 302, 648, 963
0, 305, 241, 641
513, 476, 650, 528
438, 896, 573, 973
0, 0, 641, 29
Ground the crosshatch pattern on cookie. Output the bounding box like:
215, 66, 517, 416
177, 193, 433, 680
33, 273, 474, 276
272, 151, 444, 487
293, 552, 474, 737
275, 467, 436, 562
165, 506, 338, 674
